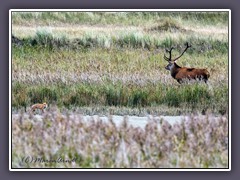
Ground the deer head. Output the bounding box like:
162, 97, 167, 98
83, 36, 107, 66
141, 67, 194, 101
164, 42, 191, 71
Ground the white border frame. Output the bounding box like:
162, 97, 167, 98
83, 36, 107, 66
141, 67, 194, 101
9, 9, 231, 171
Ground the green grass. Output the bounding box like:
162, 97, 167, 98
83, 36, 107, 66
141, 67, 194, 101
11, 11, 229, 115
12, 26, 228, 53
12, 45, 228, 75
12, 81, 228, 115
12, 36, 228, 115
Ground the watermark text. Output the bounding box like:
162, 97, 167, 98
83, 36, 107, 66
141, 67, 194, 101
22, 156, 77, 164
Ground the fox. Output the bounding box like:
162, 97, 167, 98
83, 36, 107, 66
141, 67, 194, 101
31, 102, 48, 113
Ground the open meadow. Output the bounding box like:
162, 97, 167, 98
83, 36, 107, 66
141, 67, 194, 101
11, 11, 229, 169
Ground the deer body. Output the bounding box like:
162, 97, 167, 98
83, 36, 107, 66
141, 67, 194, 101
166, 62, 210, 83
164, 43, 210, 83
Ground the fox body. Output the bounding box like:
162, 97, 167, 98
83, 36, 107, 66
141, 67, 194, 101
31, 102, 48, 113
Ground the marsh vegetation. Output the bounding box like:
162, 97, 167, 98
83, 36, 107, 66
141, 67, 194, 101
11, 11, 229, 168
12, 111, 228, 168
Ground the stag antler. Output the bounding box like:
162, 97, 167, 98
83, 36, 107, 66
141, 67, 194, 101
172, 42, 191, 62
164, 47, 174, 62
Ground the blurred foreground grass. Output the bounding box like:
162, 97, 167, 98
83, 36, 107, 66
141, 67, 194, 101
12, 110, 228, 168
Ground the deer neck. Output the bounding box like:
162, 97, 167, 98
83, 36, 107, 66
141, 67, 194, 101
170, 62, 181, 78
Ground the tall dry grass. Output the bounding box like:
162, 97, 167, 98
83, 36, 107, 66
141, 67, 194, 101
12, 110, 228, 168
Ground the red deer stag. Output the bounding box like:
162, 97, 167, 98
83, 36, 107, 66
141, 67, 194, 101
164, 42, 210, 83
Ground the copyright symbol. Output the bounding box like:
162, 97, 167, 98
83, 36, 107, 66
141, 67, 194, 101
22, 156, 33, 163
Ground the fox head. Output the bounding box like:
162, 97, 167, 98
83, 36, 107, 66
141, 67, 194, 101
43, 102, 48, 108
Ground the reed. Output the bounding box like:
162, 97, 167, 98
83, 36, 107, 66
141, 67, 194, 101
12, 111, 228, 168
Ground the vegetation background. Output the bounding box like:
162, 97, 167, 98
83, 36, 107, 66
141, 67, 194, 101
11, 11, 229, 168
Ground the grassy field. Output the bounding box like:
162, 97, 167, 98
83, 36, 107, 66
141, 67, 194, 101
11, 11, 229, 168
12, 12, 228, 27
